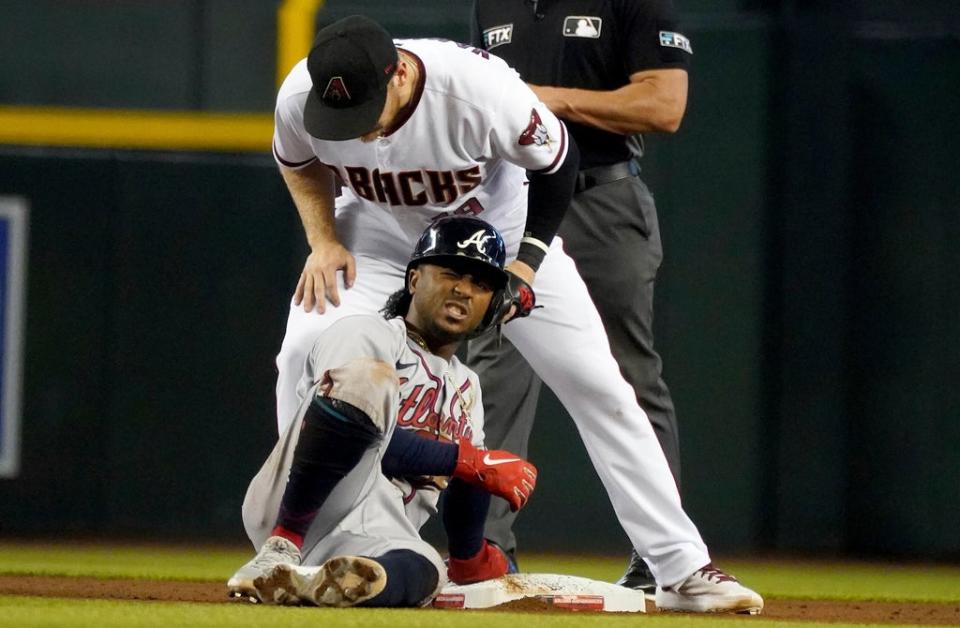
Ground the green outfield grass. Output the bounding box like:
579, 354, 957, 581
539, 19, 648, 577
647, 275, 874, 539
0, 595, 947, 628
0, 542, 957, 627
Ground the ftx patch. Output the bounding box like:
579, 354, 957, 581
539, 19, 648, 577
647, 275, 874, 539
659, 31, 693, 54
483, 23, 513, 50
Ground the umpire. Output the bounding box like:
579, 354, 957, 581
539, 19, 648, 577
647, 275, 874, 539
467, 0, 692, 593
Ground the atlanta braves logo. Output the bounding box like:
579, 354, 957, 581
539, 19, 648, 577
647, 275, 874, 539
322, 76, 351, 103
457, 229, 493, 255
518, 108, 552, 147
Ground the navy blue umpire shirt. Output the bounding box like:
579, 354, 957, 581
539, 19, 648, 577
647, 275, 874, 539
470, 0, 692, 168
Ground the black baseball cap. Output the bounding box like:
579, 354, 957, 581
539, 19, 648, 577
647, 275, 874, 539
302, 15, 398, 141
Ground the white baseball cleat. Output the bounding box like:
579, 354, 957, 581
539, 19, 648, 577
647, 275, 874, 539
257, 556, 387, 607
655, 563, 764, 614
227, 536, 302, 603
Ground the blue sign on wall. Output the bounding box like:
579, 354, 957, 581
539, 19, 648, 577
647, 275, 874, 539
0, 197, 28, 478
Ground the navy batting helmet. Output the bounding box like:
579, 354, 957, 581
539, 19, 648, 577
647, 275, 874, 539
404, 216, 509, 337
407, 216, 509, 291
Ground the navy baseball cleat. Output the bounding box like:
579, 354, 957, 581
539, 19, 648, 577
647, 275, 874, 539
615, 549, 656, 597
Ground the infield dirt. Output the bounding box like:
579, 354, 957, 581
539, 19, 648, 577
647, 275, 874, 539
1, 575, 958, 625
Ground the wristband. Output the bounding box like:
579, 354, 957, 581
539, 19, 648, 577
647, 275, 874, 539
516, 237, 548, 271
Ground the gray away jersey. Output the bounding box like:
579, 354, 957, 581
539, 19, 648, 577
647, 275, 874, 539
302, 315, 485, 529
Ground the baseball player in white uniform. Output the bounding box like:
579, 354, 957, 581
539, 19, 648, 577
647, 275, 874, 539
266, 14, 762, 613
229, 217, 537, 606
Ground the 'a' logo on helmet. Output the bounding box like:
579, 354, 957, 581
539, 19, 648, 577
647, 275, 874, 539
458, 230, 493, 255
322, 76, 351, 102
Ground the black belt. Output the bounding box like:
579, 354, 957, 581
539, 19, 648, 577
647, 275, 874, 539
575, 161, 639, 193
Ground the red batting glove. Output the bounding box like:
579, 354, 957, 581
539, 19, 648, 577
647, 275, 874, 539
453, 438, 538, 512
447, 540, 510, 584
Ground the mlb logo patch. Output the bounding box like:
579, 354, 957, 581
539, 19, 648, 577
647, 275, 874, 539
483, 23, 513, 50
563, 16, 602, 38
659, 31, 693, 54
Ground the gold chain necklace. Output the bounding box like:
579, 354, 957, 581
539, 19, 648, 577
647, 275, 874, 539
406, 329, 430, 352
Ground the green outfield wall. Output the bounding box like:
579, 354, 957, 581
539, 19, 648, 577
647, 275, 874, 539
0, 1, 957, 559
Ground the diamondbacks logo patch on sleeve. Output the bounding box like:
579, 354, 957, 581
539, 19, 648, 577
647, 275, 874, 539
563, 16, 602, 38
518, 109, 551, 147
659, 31, 693, 54
482, 23, 513, 50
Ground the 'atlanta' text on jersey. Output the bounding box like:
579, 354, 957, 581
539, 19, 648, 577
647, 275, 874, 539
396, 376, 475, 442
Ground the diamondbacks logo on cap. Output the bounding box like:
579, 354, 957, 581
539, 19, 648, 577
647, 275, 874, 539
322, 76, 351, 103
518, 109, 551, 147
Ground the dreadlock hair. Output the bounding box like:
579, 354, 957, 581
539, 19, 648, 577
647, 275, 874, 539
381, 287, 412, 320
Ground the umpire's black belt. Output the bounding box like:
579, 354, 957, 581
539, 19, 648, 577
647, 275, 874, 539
575, 160, 640, 193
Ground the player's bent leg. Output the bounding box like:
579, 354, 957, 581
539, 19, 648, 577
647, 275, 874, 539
270, 393, 384, 547
231, 375, 392, 603
464, 334, 541, 556
503, 242, 709, 586
236, 358, 403, 598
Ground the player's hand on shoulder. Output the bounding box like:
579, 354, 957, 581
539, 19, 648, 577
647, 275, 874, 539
295, 241, 356, 313
453, 437, 538, 512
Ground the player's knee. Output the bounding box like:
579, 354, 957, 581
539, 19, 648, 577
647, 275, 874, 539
366, 358, 399, 389
319, 358, 398, 433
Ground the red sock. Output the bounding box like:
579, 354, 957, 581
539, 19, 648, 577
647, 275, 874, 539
271, 525, 304, 549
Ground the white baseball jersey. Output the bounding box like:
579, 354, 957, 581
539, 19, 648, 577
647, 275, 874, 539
273, 38, 569, 262
271, 37, 716, 588
243, 314, 483, 582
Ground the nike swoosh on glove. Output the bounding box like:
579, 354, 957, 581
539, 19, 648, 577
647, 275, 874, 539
453, 437, 538, 511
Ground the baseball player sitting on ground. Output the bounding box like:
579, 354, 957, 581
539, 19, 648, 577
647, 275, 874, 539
228, 217, 537, 607
269, 14, 762, 613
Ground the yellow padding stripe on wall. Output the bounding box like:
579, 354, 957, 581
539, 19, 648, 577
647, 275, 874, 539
0, 1, 323, 152
0, 106, 273, 152
278, 0, 325, 88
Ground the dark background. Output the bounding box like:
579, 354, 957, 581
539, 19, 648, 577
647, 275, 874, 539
0, 0, 957, 558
